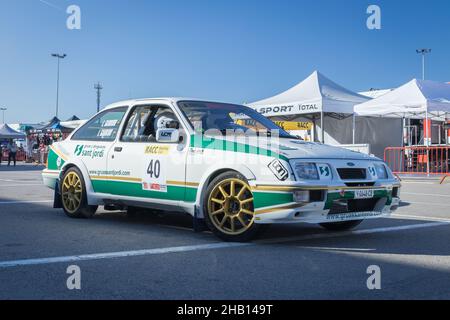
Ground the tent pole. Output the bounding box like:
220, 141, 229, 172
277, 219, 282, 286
425, 110, 430, 176
402, 116, 406, 147
352, 113, 356, 144
321, 111, 324, 144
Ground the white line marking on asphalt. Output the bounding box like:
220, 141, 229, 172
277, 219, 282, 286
392, 214, 450, 223
0, 184, 43, 188
0, 221, 448, 269
401, 181, 435, 185
298, 247, 375, 252
0, 200, 53, 205
403, 192, 450, 198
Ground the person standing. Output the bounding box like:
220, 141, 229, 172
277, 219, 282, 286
0, 143, 3, 166
7, 139, 17, 167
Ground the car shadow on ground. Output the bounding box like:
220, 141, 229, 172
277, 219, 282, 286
92, 207, 450, 253
399, 201, 412, 208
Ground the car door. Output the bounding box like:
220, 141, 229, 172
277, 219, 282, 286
105, 103, 190, 204
70, 107, 128, 191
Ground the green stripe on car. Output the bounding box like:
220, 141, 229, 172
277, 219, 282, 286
190, 135, 289, 162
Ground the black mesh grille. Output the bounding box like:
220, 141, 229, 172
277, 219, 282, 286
329, 198, 381, 215
337, 168, 367, 180
345, 182, 375, 187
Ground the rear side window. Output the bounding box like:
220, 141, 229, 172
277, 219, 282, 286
72, 107, 128, 141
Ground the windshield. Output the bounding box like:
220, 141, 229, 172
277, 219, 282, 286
178, 101, 297, 139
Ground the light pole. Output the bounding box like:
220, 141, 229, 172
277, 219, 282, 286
416, 49, 431, 80
51, 53, 67, 118
0, 107, 6, 124
94, 82, 103, 113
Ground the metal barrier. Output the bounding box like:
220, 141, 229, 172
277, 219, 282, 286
1, 150, 27, 162
384, 146, 450, 175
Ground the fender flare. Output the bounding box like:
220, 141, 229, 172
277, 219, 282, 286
194, 164, 256, 218
59, 159, 96, 205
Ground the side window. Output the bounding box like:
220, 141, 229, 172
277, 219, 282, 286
121, 105, 181, 143
72, 107, 127, 141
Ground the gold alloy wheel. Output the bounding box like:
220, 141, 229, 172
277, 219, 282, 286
208, 178, 256, 235
62, 171, 83, 214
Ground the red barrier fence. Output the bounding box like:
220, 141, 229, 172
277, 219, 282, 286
384, 146, 450, 175
1, 150, 27, 162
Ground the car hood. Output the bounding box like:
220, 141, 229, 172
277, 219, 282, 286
274, 139, 378, 161
212, 135, 379, 161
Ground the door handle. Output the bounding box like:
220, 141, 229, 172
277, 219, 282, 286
114, 147, 123, 152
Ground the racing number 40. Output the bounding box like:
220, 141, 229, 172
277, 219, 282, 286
147, 159, 161, 179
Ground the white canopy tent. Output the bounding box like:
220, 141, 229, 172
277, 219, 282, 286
354, 79, 450, 120
247, 71, 370, 143
354, 79, 450, 147
248, 71, 369, 142
247, 71, 403, 158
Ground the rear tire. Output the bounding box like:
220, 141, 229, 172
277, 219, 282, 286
203, 171, 263, 242
319, 220, 363, 231
60, 167, 97, 219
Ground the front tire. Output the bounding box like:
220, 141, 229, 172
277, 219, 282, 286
60, 167, 97, 219
319, 220, 363, 231
203, 172, 263, 242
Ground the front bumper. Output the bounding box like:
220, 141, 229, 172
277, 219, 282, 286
249, 181, 401, 224
42, 169, 59, 190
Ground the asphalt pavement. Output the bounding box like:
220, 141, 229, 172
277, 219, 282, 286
0, 164, 449, 300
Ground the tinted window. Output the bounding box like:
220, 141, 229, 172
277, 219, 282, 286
72, 107, 127, 141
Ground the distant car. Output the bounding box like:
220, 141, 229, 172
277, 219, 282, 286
43, 98, 401, 241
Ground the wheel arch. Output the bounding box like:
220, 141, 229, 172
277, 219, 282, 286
194, 164, 256, 218
59, 160, 96, 204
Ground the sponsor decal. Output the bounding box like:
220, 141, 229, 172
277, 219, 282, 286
74, 145, 84, 156
143, 182, 167, 193
144, 145, 170, 155
74, 145, 106, 159
56, 157, 62, 168
318, 164, 331, 178
326, 211, 383, 221
257, 105, 295, 115
298, 104, 319, 112
274, 121, 313, 131
268, 160, 289, 181
89, 169, 132, 177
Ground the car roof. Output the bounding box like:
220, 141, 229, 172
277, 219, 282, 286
102, 97, 241, 111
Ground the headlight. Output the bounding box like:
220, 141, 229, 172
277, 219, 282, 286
292, 162, 319, 180
374, 163, 388, 179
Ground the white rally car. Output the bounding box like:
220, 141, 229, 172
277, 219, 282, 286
43, 98, 401, 241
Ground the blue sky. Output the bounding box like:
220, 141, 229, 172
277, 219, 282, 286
1, 0, 449, 123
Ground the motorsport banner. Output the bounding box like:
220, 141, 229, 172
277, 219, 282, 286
250, 101, 323, 117
273, 121, 313, 131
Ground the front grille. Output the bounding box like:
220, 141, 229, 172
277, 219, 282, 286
345, 182, 375, 187
329, 198, 381, 215
337, 168, 367, 180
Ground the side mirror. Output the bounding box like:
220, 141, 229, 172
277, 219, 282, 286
156, 129, 180, 143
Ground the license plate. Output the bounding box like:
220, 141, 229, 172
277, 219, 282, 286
354, 189, 374, 199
